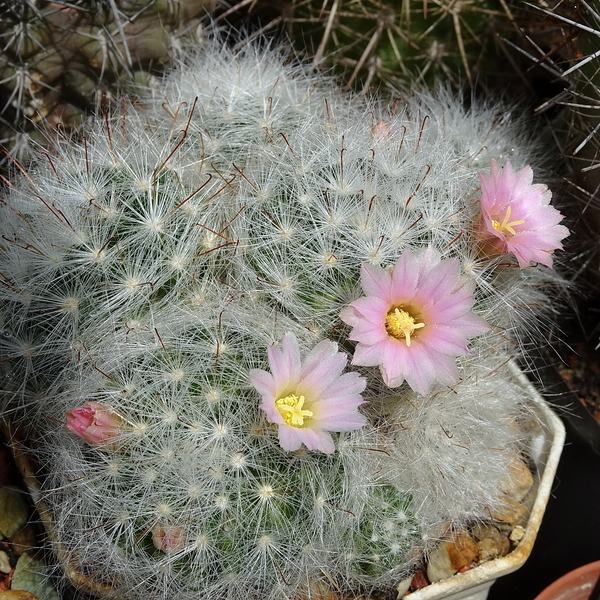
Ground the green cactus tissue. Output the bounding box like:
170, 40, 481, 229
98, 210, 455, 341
0, 37, 569, 599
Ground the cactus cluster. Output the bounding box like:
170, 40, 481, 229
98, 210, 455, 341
0, 37, 569, 599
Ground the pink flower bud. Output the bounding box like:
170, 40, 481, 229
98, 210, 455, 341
372, 119, 391, 141
65, 402, 123, 449
152, 524, 187, 554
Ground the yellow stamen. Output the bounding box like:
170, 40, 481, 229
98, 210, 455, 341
385, 307, 425, 347
491, 205, 525, 237
276, 393, 313, 427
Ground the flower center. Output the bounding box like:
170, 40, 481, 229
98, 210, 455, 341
491, 205, 525, 237
276, 393, 313, 427
385, 307, 425, 346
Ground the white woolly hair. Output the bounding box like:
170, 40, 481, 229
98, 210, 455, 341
0, 34, 569, 599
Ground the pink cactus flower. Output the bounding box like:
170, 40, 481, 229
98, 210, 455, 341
65, 402, 123, 449
340, 247, 489, 395
152, 524, 187, 554
478, 159, 569, 268
250, 332, 367, 454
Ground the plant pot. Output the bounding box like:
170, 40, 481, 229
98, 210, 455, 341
533, 561, 600, 600
406, 363, 566, 600
3, 362, 565, 600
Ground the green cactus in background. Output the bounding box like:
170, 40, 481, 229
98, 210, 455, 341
222, 0, 517, 93
0, 0, 216, 169
501, 1, 600, 293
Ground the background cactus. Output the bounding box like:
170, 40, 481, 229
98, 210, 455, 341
490, 1, 600, 369
0, 37, 569, 599
222, 0, 519, 93
0, 0, 216, 171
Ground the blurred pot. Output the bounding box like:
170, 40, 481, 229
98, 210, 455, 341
533, 560, 600, 600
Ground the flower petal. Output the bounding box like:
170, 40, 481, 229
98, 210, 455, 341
347, 321, 388, 345
249, 368, 275, 397
380, 339, 409, 387
317, 409, 367, 431
360, 262, 392, 301
426, 291, 477, 322
420, 325, 469, 356
390, 248, 421, 300
402, 344, 438, 394
352, 341, 385, 366
299, 339, 347, 397
260, 396, 285, 425
320, 370, 367, 401
278, 424, 304, 451
268, 332, 301, 388
415, 257, 461, 300
300, 428, 336, 454
344, 296, 389, 324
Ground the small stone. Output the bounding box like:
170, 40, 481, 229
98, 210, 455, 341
509, 525, 526, 544
446, 531, 478, 568
0, 552, 10, 574
426, 531, 478, 583
9, 526, 37, 558
396, 576, 412, 597
11, 554, 59, 600
471, 524, 511, 562
477, 537, 510, 562
410, 569, 429, 591
500, 457, 533, 502
0, 592, 38, 600
491, 497, 527, 527
0, 489, 29, 539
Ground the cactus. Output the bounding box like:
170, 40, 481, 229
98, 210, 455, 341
0, 37, 569, 599
0, 0, 216, 170
223, 0, 516, 93
505, 2, 600, 174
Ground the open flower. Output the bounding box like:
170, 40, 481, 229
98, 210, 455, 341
65, 402, 123, 449
250, 332, 367, 454
478, 159, 569, 268
340, 247, 488, 395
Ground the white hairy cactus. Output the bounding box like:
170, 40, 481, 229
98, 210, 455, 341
0, 37, 569, 599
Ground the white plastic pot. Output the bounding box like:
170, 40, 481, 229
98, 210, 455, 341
406, 364, 566, 600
